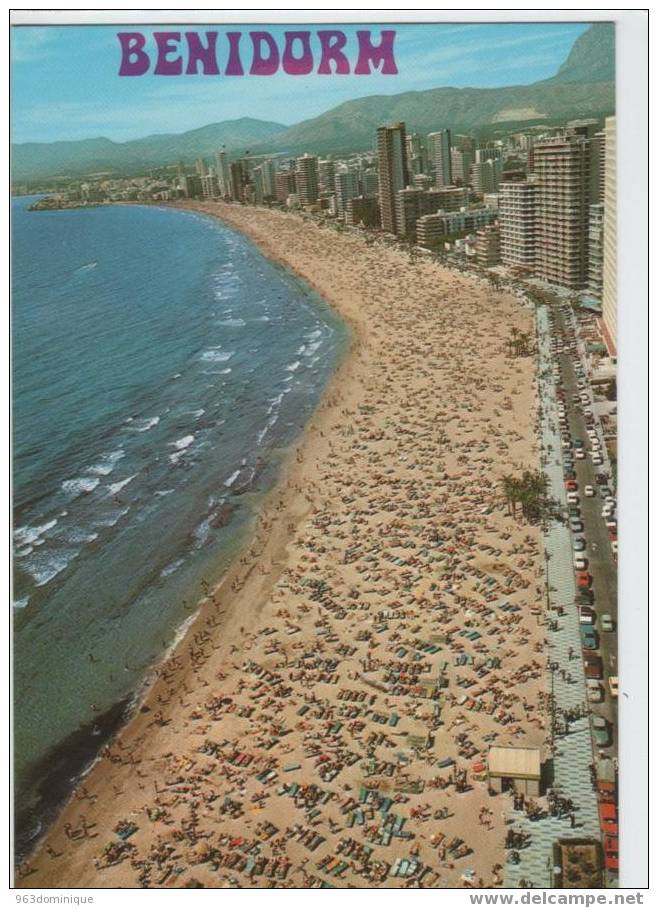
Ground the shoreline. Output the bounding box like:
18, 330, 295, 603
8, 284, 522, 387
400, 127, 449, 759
19, 201, 546, 889
16, 199, 359, 870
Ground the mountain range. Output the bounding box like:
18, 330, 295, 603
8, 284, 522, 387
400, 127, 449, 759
12, 23, 615, 181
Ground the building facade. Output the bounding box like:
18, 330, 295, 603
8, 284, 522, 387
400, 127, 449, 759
602, 116, 617, 353
427, 129, 452, 188
534, 134, 592, 288
377, 122, 409, 235
295, 154, 319, 206
499, 181, 537, 269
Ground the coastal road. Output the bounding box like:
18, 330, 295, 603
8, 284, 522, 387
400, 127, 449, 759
552, 306, 618, 753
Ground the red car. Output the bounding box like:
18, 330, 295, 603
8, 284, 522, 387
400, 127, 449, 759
603, 835, 619, 872
577, 571, 592, 589
565, 480, 578, 492
599, 802, 618, 836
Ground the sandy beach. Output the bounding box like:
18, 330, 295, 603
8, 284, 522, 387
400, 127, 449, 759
18, 201, 548, 889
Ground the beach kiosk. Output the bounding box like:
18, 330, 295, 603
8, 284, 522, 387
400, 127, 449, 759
487, 745, 542, 796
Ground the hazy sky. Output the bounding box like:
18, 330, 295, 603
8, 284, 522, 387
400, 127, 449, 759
11, 21, 590, 144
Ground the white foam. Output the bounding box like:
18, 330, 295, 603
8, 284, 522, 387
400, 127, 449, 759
201, 350, 234, 364
93, 507, 129, 528
130, 416, 160, 432
224, 469, 241, 488
89, 448, 125, 476
61, 477, 100, 497
13, 596, 29, 609
14, 518, 58, 547
171, 435, 194, 451
285, 360, 301, 373
27, 550, 76, 587
160, 558, 185, 578
106, 474, 137, 496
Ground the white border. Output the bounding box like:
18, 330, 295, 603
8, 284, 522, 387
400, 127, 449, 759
5, 6, 649, 898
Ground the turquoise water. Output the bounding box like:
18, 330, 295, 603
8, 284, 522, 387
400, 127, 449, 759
12, 197, 346, 849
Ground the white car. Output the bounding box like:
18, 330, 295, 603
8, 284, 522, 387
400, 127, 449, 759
584, 485, 595, 497
586, 680, 604, 703
601, 614, 615, 632
575, 449, 586, 460
574, 555, 588, 571
567, 492, 579, 504
592, 454, 603, 465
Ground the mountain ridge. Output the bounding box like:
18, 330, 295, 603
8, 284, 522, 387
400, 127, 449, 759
12, 23, 615, 180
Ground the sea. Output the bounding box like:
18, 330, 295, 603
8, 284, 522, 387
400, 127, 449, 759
12, 197, 346, 856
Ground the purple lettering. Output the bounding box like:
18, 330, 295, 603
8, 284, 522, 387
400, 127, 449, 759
225, 31, 244, 75
185, 31, 219, 75
118, 32, 150, 76
354, 29, 398, 75
282, 31, 313, 75
154, 32, 182, 76
317, 30, 350, 74
249, 31, 279, 75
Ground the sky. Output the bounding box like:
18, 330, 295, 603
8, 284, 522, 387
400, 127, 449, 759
11, 21, 591, 144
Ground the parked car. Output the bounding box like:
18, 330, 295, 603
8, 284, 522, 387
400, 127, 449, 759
573, 537, 586, 552
584, 654, 603, 679
567, 492, 579, 505
574, 438, 584, 448
599, 801, 618, 834
581, 625, 598, 650
593, 716, 612, 748
577, 573, 592, 590
575, 449, 586, 460
586, 680, 604, 702
584, 485, 595, 497
574, 555, 588, 571
603, 835, 619, 873
601, 614, 615, 632
570, 519, 584, 533
580, 605, 596, 623
609, 676, 619, 698
565, 480, 578, 492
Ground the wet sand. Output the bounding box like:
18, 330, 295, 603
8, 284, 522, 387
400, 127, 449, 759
18, 202, 548, 889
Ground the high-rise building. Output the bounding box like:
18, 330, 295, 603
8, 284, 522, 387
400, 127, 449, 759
318, 160, 336, 193
229, 161, 245, 202
602, 116, 617, 353
534, 134, 592, 288
274, 170, 296, 204
295, 154, 319, 206
395, 188, 437, 240
470, 159, 503, 194
475, 146, 503, 163
427, 130, 452, 187
377, 122, 409, 234
589, 131, 606, 207
406, 133, 428, 176
588, 204, 604, 299
450, 148, 474, 186
258, 159, 276, 200
334, 170, 360, 218
359, 170, 379, 198
215, 149, 231, 197
195, 158, 207, 177
499, 181, 537, 269
200, 173, 219, 199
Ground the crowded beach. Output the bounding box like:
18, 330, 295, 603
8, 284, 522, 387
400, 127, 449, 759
19, 201, 549, 888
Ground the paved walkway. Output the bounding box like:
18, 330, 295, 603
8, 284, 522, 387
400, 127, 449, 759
504, 306, 600, 888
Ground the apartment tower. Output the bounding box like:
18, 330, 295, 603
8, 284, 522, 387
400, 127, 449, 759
377, 122, 409, 235
499, 181, 537, 269
602, 116, 617, 353
534, 134, 592, 288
